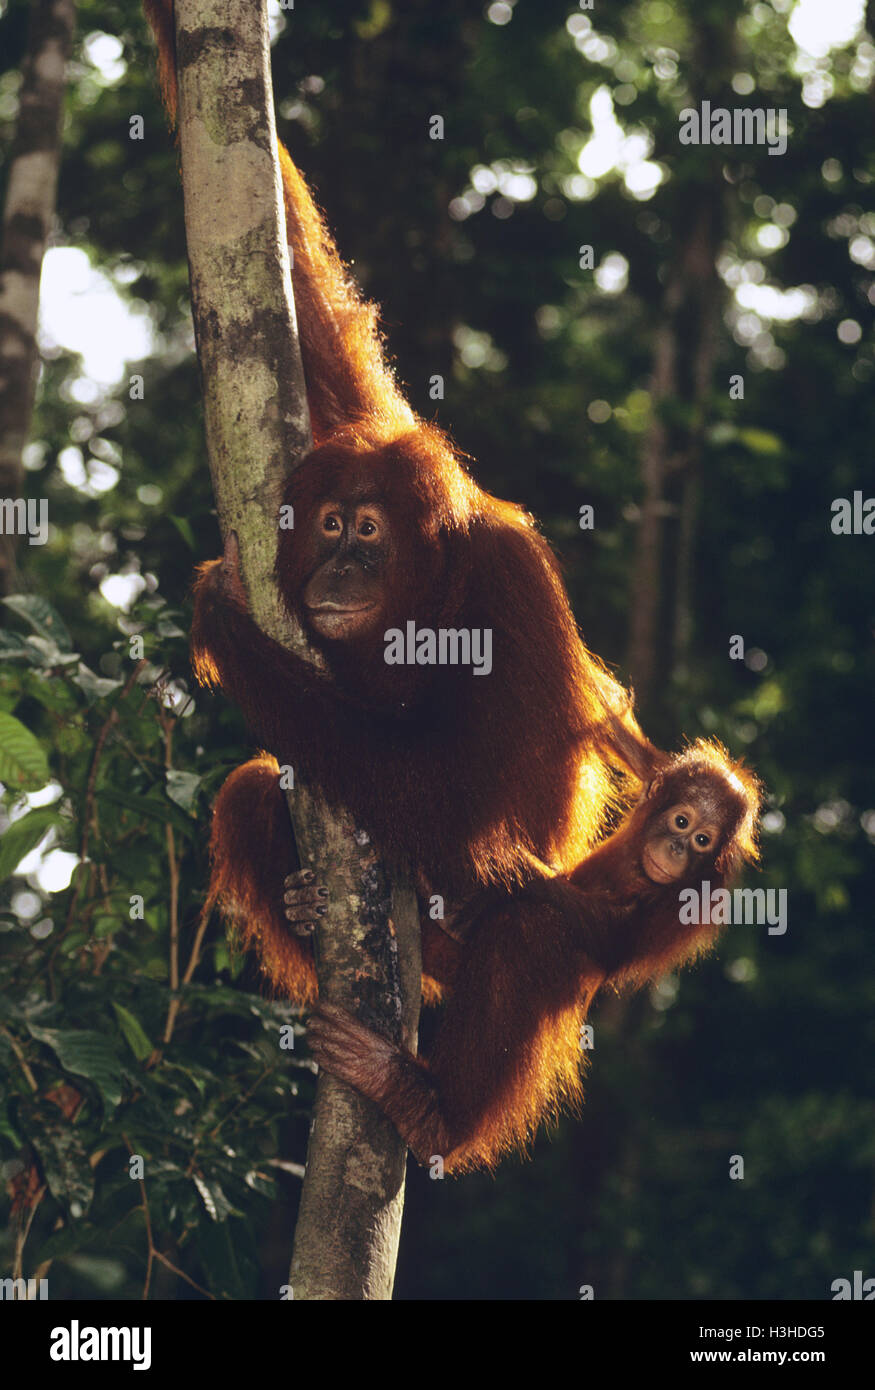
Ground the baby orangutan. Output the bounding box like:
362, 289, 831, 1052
305, 742, 760, 1173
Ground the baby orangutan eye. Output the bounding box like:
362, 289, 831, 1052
674, 814, 689, 830
694, 832, 711, 849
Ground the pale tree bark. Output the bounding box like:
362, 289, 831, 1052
0, 0, 75, 596
170, 0, 420, 1300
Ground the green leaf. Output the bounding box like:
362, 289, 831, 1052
21, 671, 78, 711
743, 677, 787, 721
13, 635, 78, 669
0, 631, 31, 660
0, 1113, 23, 1147
17, 1097, 94, 1211
707, 422, 737, 446
244, 1169, 276, 1199
72, 664, 124, 703
165, 769, 201, 812
27, 1026, 126, 1108
0, 712, 50, 790
140, 958, 169, 980
193, 1170, 236, 1223
2, 594, 73, 650
156, 615, 186, 638
0, 809, 58, 882
96, 787, 197, 837
112, 1003, 152, 1062
169, 515, 196, 551
197, 1213, 257, 1300
737, 427, 783, 456
37, 1208, 145, 1263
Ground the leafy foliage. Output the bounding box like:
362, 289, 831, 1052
0, 593, 311, 1299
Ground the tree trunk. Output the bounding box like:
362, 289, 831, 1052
171, 0, 420, 1301
627, 3, 736, 714
0, 0, 75, 596
627, 192, 724, 711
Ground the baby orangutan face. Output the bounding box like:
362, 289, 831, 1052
641, 802, 720, 884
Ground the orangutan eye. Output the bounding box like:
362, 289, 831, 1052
359, 518, 378, 538
674, 814, 689, 830
694, 833, 711, 848
322, 513, 342, 533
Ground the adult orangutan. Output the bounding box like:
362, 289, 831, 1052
144, 2, 760, 1172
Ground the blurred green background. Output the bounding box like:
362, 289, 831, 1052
0, 0, 873, 1300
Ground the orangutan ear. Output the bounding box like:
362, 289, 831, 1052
640, 771, 665, 803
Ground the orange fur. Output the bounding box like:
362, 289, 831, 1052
308, 749, 761, 1173
144, 4, 760, 1172
206, 756, 317, 1005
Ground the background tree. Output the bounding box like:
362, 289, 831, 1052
0, 0, 75, 593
